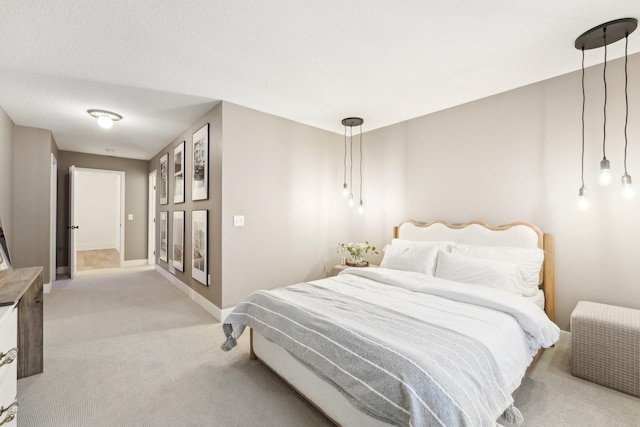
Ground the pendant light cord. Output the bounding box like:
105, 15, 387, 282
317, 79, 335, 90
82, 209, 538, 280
349, 125, 353, 197
581, 47, 586, 187
359, 125, 363, 202
602, 28, 608, 160
624, 34, 630, 174
343, 126, 348, 184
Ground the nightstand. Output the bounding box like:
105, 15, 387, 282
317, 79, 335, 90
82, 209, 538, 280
328, 264, 378, 277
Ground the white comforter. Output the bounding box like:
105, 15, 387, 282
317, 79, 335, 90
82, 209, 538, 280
334, 267, 560, 392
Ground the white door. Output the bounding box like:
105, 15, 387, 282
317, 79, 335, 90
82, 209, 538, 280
69, 165, 78, 278
148, 170, 157, 265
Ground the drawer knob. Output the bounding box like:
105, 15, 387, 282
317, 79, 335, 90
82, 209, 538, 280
0, 401, 18, 426
0, 348, 17, 368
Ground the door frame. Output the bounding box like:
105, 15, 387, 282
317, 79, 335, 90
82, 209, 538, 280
50, 154, 57, 284
148, 170, 157, 265
70, 167, 126, 275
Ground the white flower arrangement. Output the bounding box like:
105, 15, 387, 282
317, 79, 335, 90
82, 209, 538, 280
336, 241, 378, 263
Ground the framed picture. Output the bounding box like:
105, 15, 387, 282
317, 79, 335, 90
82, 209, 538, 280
172, 211, 185, 272
192, 123, 209, 201
160, 153, 169, 205
0, 216, 11, 271
159, 211, 168, 262
192, 210, 208, 285
173, 141, 185, 204
0, 244, 10, 271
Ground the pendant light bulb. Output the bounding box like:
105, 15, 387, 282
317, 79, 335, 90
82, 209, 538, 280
599, 158, 612, 186
342, 183, 349, 198
357, 200, 364, 215
578, 186, 589, 211
622, 174, 634, 200
348, 194, 354, 207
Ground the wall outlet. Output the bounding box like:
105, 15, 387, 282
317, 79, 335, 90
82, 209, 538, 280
233, 215, 245, 227
169, 266, 176, 274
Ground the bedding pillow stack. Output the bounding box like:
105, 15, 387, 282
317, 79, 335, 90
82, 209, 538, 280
380, 239, 544, 296
380, 239, 454, 275
450, 244, 544, 297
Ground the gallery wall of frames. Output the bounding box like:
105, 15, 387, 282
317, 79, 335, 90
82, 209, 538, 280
157, 123, 210, 286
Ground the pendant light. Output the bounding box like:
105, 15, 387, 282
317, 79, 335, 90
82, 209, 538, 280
575, 18, 637, 203
578, 47, 589, 211
342, 125, 349, 198
358, 127, 365, 214
341, 117, 364, 211
599, 27, 612, 187
622, 33, 635, 200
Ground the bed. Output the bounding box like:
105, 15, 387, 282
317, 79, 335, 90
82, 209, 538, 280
222, 220, 560, 426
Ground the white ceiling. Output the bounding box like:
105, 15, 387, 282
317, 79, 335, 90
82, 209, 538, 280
1, 1, 639, 160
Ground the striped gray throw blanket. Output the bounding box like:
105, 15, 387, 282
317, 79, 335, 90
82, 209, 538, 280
222, 271, 543, 426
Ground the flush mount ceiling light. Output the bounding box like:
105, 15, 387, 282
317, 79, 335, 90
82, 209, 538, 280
87, 109, 123, 129
574, 18, 637, 207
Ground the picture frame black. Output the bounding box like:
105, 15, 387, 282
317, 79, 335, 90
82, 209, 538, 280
173, 141, 185, 204
191, 209, 208, 285
0, 216, 11, 271
172, 211, 185, 272
192, 123, 209, 201
159, 211, 168, 262
160, 153, 169, 205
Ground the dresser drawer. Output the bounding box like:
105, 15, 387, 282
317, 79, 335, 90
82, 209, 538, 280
0, 307, 18, 427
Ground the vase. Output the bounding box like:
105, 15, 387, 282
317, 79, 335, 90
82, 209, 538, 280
346, 256, 368, 267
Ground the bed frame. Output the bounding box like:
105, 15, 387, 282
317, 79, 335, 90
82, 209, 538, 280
249, 220, 556, 425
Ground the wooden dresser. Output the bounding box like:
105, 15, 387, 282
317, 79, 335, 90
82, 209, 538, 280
0, 305, 18, 426
0, 267, 44, 379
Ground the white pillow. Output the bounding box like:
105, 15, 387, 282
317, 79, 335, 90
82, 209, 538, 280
451, 244, 543, 297
434, 251, 524, 295
380, 240, 453, 275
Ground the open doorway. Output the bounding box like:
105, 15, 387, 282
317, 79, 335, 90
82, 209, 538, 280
69, 167, 125, 275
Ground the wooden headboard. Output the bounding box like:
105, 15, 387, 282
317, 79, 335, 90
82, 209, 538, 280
393, 220, 555, 322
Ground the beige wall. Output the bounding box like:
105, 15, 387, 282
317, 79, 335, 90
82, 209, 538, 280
356, 52, 640, 330
0, 107, 14, 245
149, 102, 349, 310
57, 151, 149, 265
12, 126, 56, 284
220, 102, 347, 308
150, 104, 223, 307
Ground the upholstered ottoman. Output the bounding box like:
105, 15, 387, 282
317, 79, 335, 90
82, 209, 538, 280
571, 301, 640, 397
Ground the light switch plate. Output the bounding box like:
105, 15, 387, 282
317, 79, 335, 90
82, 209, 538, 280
128, 214, 133, 221
233, 215, 245, 227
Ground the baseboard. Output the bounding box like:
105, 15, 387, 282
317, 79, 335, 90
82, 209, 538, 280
123, 259, 148, 267
57, 266, 69, 274
43, 282, 52, 294
220, 306, 235, 322
76, 243, 119, 251
155, 266, 233, 322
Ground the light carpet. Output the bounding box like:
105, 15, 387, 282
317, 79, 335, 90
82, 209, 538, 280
18, 269, 331, 427
17, 269, 640, 426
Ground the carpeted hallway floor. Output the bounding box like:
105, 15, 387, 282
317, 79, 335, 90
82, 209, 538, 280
17, 268, 331, 427
17, 268, 640, 426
